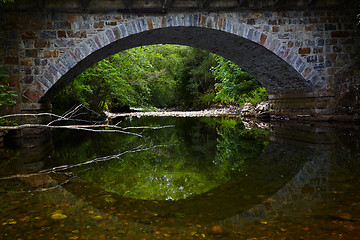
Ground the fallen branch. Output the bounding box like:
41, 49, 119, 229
0, 144, 174, 181
0, 104, 174, 137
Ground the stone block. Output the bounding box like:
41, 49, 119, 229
20, 58, 32, 66
94, 21, 104, 29
5, 57, 19, 64
54, 21, 71, 29
22, 75, 33, 84
23, 81, 48, 102
79, 42, 91, 57
43, 50, 59, 58
105, 29, 115, 42
25, 49, 38, 58
21, 31, 36, 40
299, 48, 311, 55
43, 70, 55, 83
34, 39, 48, 48
57, 30, 67, 38
119, 24, 128, 37
306, 55, 317, 63
39, 76, 52, 88
331, 31, 350, 38
272, 26, 279, 32
85, 38, 99, 52
325, 24, 337, 31
40, 31, 57, 39
259, 33, 267, 45
62, 53, 77, 68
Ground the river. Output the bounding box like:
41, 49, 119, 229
1, 116, 360, 239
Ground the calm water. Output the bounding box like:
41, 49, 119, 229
1, 117, 360, 239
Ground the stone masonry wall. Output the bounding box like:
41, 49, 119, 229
0, 3, 359, 119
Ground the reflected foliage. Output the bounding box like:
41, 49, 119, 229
51, 117, 270, 201
215, 119, 269, 173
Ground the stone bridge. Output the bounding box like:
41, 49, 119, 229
1, 0, 359, 120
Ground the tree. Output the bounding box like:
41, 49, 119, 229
173, 47, 217, 108
212, 56, 268, 105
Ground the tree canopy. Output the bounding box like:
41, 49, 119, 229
53, 45, 268, 113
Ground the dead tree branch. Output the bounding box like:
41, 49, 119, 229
0, 144, 174, 181
0, 104, 174, 137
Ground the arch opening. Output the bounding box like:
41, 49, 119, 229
37, 26, 311, 104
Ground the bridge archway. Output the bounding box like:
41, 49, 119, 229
22, 15, 321, 104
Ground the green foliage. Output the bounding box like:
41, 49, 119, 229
0, 0, 14, 3
54, 45, 183, 112
0, 68, 17, 107
173, 47, 217, 108
212, 57, 268, 106
54, 44, 268, 112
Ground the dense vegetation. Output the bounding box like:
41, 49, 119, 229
53, 45, 269, 113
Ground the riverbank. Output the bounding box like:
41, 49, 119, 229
105, 101, 270, 119
105, 106, 242, 119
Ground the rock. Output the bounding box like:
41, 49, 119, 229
255, 101, 269, 112
241, 103, 256, 117
208, 225, 227, 236
241, 101, 270, 118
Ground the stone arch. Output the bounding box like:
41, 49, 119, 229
22, 14, 322, 103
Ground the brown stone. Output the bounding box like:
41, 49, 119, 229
201, 16, 206, 27
161, 17, 166, 28
259, 33, 267, 45
57, 30, 67, 38
299, 48, 311, 54
66, 14, 78, 22
5, 57, 19, 64
218, 18, 223, 30
94, 21, 104, 29
43, 50, 59, 58
67, 30, 86, 38
146, 18, 153, 30
331, 31, 350, 38
20, 58, 32, 66
23, 81, 46, 102
21, 31, 36, 40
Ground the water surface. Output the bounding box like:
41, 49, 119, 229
1, 117, 360, 239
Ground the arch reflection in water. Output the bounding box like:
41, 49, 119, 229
59, 117, 307, 227
66, 116, 272, 201
2, 118, 360, 239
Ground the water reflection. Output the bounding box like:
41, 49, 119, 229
1, 118, 360, 239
